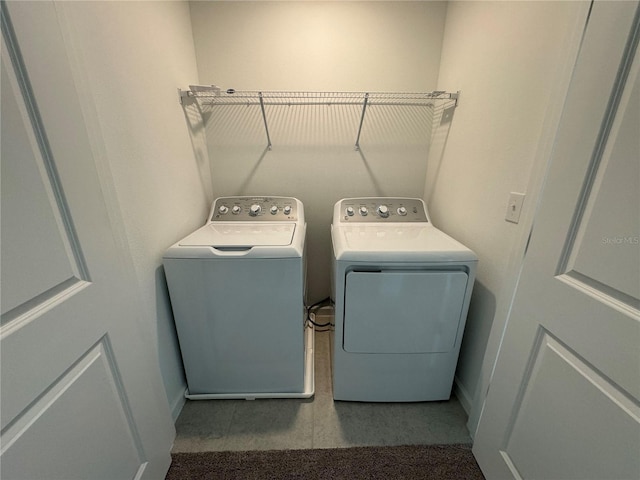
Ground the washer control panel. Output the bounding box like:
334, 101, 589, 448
338, 198, 428, 223
210, 196, 299, 221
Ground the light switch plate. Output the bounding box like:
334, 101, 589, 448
505, 192, 525, 224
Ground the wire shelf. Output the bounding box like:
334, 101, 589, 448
184, 88, 457, 106
180, 86, 459, 150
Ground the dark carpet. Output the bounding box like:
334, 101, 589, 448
165, 444, 485, 479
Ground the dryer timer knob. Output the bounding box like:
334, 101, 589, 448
377, 205, 389, 218
249, 204, 262, 216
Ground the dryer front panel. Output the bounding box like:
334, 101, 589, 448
342, 270, 468, 354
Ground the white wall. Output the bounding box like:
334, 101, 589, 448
191, 1, 446, 92
54, 1, 210, 417
189, 1, 448, 301
429, 1, 589, 431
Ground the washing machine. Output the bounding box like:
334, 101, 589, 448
330, 197, 477, 402
163, 196, 313, 400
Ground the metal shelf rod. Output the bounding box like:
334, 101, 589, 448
354, 93, 369, 151
258, 92, 273, 150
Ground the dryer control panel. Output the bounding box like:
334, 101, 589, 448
337, 198, 429, 223
210, 196, 300, 222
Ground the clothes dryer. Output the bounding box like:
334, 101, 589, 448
164, 196, 313, 400
330, 197, 477, 402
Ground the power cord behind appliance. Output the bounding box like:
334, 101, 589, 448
305, 297, 334, 331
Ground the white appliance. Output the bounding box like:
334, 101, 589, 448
330, 197, 477, 402
163, 196, 313, 400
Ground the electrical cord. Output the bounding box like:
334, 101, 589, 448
305, 296, 335, 330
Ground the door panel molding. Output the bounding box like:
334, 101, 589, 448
0, 4, 89, 284
558, 36, 640, 310
556, 271, 639, 315
1, 4, 91, 335
1, 337, 148, 479
501, 328, 640, 480
1, 279, 90, 337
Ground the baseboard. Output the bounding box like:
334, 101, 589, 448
170, 387, 188, 422
454, 376, 481, 441
453, 375, 472, 416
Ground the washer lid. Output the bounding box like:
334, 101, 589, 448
332, 224, 477, 262
179, 223, 296, 247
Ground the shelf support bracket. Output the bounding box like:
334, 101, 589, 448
452, 91, 460, 107
354, 93, 369, 151
258, 92, 273, 150
178, 88, 195, 106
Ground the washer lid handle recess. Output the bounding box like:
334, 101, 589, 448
212, 245, 254, 255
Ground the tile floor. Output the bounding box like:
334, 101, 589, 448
172, 329, 471, 452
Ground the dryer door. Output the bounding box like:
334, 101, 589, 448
343, 270, 469, 353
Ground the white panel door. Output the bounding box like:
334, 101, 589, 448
473, 2, 640, 479
1, 3, 174, 479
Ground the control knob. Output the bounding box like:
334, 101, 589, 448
359, 206, 368, 216
283, 205, 292, 215
377, 205, 389, 218
218, 205, 229, 215
232, 205, 242, 215
249, 204, 262, 216
346, 206, 355, 216
270, 205, 279, 215
397, 206, 408, 216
